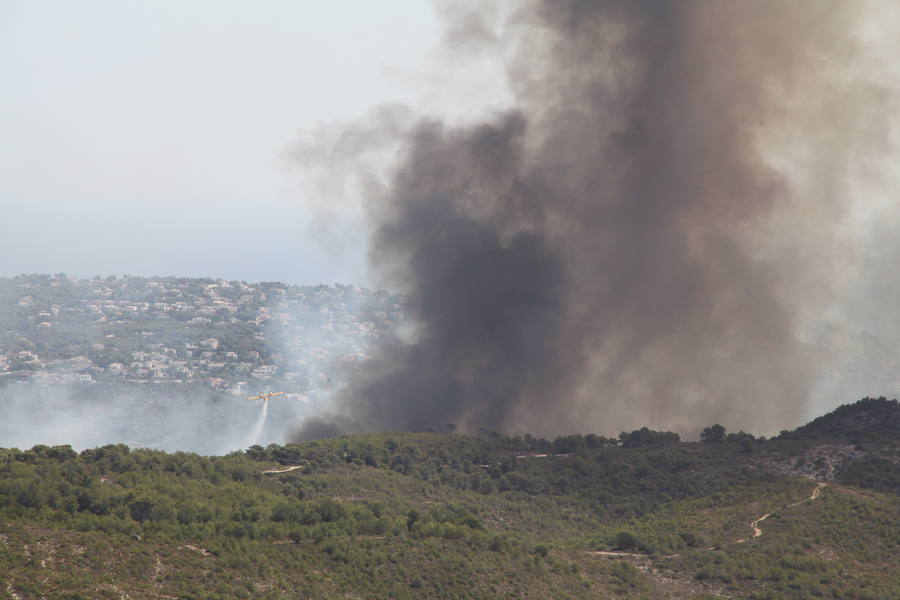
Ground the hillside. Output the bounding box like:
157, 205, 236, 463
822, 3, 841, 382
767, 397, 900, 495
0, 274, 405, 453
1, 400, 898, 599
781, 397, 899, 444
0, 273, 404, 394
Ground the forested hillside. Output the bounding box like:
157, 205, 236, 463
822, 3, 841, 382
1, 398, 897, 599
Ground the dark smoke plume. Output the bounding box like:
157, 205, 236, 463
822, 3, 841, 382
292, 0, 893, 439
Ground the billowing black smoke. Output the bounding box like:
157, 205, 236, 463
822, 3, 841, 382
292, 0, 892, 439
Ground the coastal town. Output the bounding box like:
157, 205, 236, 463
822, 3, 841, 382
0, 274, 404, 397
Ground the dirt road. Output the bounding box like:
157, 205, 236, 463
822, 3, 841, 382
745, 482, 826, 540
750, 513, 771, 538
809, 482, 826, 500
590, 481, 829, 557
586, 550, 648, 558
261, 465, 304, 474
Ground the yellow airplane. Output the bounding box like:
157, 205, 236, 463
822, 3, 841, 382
246, 391, 285, 403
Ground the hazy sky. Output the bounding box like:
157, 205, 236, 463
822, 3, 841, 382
0, 0, 447, 285
3, 0, 900, 437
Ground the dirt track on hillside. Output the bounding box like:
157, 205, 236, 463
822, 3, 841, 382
261, 465, 304, 474
749, 482, 826, 540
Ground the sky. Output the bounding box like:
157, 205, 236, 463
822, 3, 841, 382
3, 0, 900, 435
0, 0, 449, 285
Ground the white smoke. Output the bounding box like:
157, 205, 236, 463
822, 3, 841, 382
0, 381, 264, 454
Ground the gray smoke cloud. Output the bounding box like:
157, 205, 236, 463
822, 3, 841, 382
291, 0, 897, 440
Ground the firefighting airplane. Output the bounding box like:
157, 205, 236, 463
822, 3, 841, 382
246, 391, 285, 404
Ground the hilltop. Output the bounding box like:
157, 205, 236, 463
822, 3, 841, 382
0, 399, 897, 599
781, 397, 899, 443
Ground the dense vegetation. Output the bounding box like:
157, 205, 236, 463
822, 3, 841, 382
780, 397, 900, 444
0, 398, 898, 599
